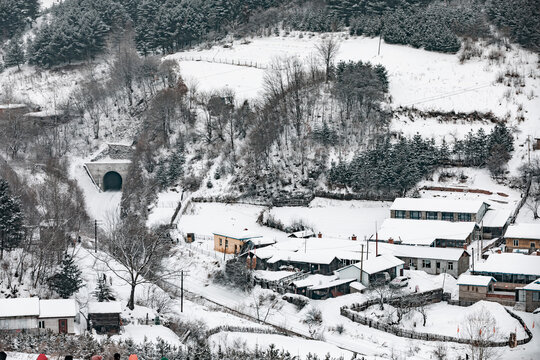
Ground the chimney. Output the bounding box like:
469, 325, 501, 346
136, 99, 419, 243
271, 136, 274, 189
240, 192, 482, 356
318, 232, 322, 238
351, 234, 357, 241
388, 237, 394, 244
463, 244, 468, 250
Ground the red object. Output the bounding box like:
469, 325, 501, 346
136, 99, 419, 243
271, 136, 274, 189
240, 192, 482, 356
129, 355, 138, 360
91, 356, 103, 360
37, 355, 48, 360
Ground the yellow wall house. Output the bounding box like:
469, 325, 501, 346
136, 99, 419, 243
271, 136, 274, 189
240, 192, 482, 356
213, 231, 262, 254
504, 223, 540, 254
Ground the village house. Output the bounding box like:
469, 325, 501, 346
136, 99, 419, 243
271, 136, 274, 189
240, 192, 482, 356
390, 197, 489, 223
481, 208, 512, 239
38, 299, 78, 334
335, 254, 404, 287
88, 301, 122, 335
0, 298, 40, 331
378, 243, 470, 278
473, 253, 540, 290
504, 223, 540, 254
246, 236, 364, 273
291, 274, 356, 299
456, 274, 498, 305
266, 252, 341, 275
213, 230, 274, 254
517, 278, 540, 312
0, 298, 77, 334
377, 218, 477, 248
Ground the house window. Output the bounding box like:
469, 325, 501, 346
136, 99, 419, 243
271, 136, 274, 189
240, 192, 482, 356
395, 210, 406, 219
533, 292, 540, 302
458, 213, 471, 222
513, 239, 519, 247
426, 211, 438, 220
436, 261, 441, 269
219, 239, 223, 246
38, 320, 45, 329
409, 259, 415, 268
442, 212, 454, 221
225, 239, 228, 247
447, 262, 454, 270
531, 242, 536, 249
422, 259, 431, 268
410, 211, 421, 219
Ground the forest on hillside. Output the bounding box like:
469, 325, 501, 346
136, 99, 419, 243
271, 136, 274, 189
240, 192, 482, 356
1, 0, 539, 70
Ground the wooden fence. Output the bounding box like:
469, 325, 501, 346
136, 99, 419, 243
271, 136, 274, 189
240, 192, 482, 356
341, 288, 532, 347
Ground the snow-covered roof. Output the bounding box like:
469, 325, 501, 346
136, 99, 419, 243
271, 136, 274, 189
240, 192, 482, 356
350, 281, 366, 292
0, 103, 27, 109
523, 279, 540, 291
23, 109, 63, 118
0, 298, 40, 318
88, 301, 122, 314
474, 253, 540, 277
213, 231, 262, 241
248, 237, 276, 247
266, 250, 337, 265
292, 274, 354, 290
288, 230, 315, 238
39, 299, 77, 318
378, 243, 468, 261
457, 274, 495, 287
310, 277, 356, 291
347, 254, 404, 275
378, 218, 476, 246
253, 270, 295, 282
481, 208, 511, 228
504, 223, 540, 240
390, 197, 487, 214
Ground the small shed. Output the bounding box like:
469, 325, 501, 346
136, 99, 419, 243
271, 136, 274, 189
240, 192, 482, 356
335, 254, 404, 287
39, 299, 77, 334
457, 274, 496, 304
88, 301, 122, 335
0, 298, 40, 331
518, 278, 540, 312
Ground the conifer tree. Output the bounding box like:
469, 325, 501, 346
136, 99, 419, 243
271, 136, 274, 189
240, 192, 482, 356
0, 179, 23, 259
93, 274, 116, 302
48, 253, 83, 298
4, 37, 25, 70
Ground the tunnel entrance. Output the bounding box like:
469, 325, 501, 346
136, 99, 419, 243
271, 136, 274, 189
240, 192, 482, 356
103, 171, 122, 191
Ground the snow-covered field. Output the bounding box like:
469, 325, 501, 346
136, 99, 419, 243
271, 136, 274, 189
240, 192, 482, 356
360, 300, 527, 341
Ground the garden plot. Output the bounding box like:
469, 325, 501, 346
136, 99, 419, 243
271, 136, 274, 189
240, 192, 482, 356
358, 300, 527, 341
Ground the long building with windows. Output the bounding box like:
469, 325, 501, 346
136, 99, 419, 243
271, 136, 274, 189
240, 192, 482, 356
390, 198, 489, 223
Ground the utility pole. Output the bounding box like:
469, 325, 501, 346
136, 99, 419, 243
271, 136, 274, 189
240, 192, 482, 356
366, 235, 370, 260
181, 270, 184, 312
527, 135, 531, 165
360, 244, 364, 281
94, 219, 98, 253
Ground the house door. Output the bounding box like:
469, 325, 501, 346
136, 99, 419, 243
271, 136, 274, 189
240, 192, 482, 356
58, 319, 68, 334
436, 262, 441, 274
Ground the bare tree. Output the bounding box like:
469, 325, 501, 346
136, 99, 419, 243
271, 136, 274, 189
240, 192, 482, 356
251, 289, 283, 323
315, 36, 341, 83
98, 213, 172, 310
465, 307, 500, 360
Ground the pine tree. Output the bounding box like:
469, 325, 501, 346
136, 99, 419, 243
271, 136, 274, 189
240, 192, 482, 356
0, 179, 23, 259
48, 253, 83, 298
93, 274, 116, 302
4, 37, 25, 70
